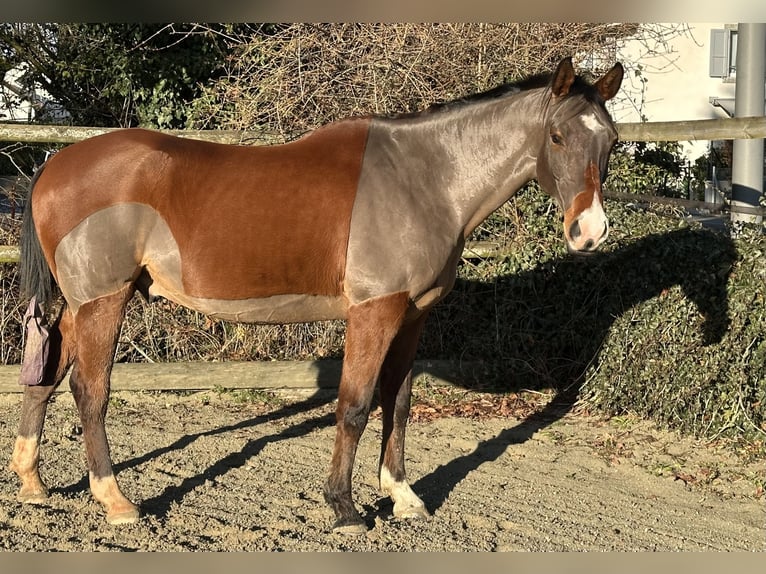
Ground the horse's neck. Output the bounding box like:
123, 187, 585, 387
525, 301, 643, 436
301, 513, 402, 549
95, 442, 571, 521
382, 89, 544, 240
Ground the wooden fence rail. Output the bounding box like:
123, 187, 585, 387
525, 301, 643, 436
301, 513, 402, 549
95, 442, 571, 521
0, 124, 281, 145
0, 241, 501, 264
616, 115, 766, 142
2, 115, 766, 145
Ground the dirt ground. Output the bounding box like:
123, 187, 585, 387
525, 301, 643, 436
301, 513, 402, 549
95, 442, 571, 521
0, 387, 763, 552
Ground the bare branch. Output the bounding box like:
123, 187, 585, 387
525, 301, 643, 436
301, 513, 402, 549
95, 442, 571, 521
189, 23, 686, 139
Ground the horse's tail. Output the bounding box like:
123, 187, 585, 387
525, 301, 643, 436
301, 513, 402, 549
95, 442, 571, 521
19, 163, 57, 306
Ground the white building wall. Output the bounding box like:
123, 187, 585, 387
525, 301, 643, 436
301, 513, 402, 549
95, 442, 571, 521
0, 67, 35, 122
612, 23, 736, 160
1, 64, 71, 124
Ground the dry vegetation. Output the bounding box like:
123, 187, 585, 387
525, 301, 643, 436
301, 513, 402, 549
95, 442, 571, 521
189, 23, 651, 138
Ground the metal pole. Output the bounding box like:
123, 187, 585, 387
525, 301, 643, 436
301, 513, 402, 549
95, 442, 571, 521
731, 23, 766, 226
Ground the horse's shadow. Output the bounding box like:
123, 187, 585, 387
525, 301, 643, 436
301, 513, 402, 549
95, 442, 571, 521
57, 390, 338, 519
412, 226, 735, 514
57, 227, 735, 524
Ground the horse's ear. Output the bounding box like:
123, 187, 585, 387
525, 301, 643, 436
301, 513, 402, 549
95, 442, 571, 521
595, 62, 624, 101
551, 57, 575, 98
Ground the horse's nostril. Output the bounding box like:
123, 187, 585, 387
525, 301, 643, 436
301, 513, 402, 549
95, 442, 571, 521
569, 220, 581, 240
583, 238, 594, 251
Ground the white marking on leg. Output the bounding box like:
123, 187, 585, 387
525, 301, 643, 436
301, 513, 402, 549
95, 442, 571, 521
10, 436, 49, 503
89, 472, 140, 525
10, 435, 39, 473
380, 466, 429, 519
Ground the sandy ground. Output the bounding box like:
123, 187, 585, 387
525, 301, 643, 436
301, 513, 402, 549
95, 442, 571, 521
0, 388, 763, 552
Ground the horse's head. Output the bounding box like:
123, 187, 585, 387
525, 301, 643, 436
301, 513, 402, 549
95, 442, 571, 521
536, 57, 623, 254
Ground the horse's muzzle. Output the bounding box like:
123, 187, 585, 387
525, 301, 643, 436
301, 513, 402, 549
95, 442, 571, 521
566, 219, 609, 254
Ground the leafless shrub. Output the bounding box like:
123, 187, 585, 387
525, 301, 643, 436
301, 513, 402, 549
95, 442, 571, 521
116, 297, 347, 364
0, 263, 23, 363
190, 23, 644, 138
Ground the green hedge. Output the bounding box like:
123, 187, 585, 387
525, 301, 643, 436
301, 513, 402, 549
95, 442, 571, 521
423, 184, 764, 444
580, 222, 764, 442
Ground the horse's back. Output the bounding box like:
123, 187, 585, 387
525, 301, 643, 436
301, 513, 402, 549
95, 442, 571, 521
30, 122, 371, 312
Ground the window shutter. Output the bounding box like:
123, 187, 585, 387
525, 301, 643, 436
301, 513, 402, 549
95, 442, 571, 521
709, 28, 727, 77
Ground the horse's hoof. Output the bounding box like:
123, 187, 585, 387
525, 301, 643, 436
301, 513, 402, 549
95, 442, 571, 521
332, 519, 368, 536
17, 487, 49, 504
393, 503, 431, 520
106, 508, 140, 525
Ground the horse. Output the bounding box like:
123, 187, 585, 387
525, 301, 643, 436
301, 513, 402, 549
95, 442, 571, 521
10, 57, 623, 534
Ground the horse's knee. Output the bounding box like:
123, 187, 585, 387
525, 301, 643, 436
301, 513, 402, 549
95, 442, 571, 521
339, 400, 371, 433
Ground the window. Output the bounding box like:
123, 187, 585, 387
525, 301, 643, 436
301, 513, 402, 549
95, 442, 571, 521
709, 26, 738, 81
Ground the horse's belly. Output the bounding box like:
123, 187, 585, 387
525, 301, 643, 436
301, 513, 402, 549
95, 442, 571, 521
150, 287, 348, 324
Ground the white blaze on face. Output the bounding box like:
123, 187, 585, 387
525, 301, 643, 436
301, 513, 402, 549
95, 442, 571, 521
581, 112, 603, 133
564, 161, 610, 253
571, 189, 609, 251
582, 190, 608, 237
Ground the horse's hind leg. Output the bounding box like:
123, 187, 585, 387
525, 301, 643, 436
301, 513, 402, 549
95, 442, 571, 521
378, 311, 430, 520
10, 304, 76, 503
69, 284, 138, 525
324, 292, 410, 535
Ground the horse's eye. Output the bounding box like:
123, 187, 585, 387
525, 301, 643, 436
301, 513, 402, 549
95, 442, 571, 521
551, 132, 564, 146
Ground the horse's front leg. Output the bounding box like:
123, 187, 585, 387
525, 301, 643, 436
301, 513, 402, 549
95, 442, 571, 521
10, 305, 75, 503
323, 292, 410, 535
378, 311, 430, 520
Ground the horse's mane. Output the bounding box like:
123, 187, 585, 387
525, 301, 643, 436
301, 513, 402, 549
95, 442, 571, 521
384, 69, 603, 120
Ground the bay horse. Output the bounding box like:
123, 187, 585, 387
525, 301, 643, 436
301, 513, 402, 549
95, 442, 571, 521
10, 57, 623, 534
